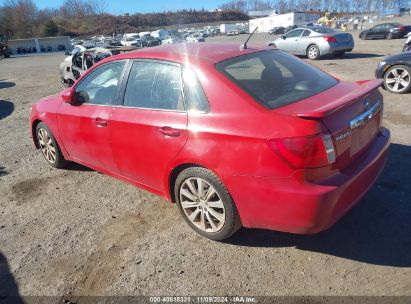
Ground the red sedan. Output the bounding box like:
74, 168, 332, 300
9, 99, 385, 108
29, 43, 390, 240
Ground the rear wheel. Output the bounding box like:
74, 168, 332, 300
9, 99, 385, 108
384, 65, 411, 94
36, 122, 68, 168
175, 167, 241, 241
307, 45, 320, 60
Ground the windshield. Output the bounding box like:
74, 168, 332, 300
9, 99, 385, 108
216, 50, 338, 109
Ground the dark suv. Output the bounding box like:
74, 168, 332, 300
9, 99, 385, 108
359, 23, 410, 40
137, 36, 161, 48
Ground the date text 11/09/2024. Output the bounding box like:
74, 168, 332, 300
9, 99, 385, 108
149, 296, 257, 303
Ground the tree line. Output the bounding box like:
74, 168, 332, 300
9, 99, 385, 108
0, 0, 248, 39
0, 0, 408, 39
220, 0, 408, 14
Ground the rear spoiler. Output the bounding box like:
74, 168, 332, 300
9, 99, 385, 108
296, 79, 383, 119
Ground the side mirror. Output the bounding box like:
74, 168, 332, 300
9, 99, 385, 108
61, 88, 77, 104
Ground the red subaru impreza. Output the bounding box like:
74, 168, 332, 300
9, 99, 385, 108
29, 43, 390, 240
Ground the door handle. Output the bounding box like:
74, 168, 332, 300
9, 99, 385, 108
95, 118, 108, 127
159, 126, 180, 137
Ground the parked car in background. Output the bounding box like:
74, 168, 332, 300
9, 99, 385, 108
269, 26, 285, 35
186, 34, 205, 42
121, 35, 140, 46
31, 43, 390, 240
284, 25, 298, 33
59, 46, 136, 87
137, 36, 161, 47
376, 51, 411, 94
161, 36, 183, 45
359, 23, 410, 40
226, 30, 239, 36
269, 26, 354, 60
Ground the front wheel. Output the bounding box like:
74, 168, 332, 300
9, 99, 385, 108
307, 45, 320, 60
36, 122, 69, 168
360, 33, 368, 40
175, 167, 242, 241
386, 33, 393, 40
384, 65, 411, 94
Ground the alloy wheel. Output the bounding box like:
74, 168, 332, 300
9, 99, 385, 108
179, 177, 225, 233
37, 128, 57, 164
308, 46, 318, 59
385, 67, 410, 93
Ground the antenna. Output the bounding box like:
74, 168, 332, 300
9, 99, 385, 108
241, 26, 258, 50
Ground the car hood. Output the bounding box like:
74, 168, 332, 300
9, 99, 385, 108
384, 52, 411, 63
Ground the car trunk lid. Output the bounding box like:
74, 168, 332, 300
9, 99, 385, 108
334, 33, 352, 43
275, 79, 384, 170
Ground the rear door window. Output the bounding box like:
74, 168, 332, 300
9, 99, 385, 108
123, 61, 184, 111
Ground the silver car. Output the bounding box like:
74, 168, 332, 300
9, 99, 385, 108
268, 26, 354, 60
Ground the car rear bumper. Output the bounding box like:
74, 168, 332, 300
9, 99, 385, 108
226, 127, 390, 234
321, 42, 354, 55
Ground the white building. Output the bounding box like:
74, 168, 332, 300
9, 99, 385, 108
249, 12, 321, 33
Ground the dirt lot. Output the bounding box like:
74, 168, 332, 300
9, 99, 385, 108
1, 27, 411, 299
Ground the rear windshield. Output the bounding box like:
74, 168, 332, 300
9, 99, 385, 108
216, 50, 338, 109
312, 27, 336, 34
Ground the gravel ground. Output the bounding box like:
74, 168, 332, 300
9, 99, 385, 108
0, 26, 411, 299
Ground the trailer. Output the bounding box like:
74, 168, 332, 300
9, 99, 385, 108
220, 24, 239, 35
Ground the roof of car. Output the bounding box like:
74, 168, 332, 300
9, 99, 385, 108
108, 42, 271, 64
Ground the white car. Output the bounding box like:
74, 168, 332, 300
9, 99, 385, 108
121, 35, 140, 46
186, 34, 205, 43
161, 36, 183, 45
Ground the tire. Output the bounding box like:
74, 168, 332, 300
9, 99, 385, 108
307, 44, 320, 60
174, 167, 242, 241
35, 122, 69, 168
386, 33, 393, 40
360, 33, 368, 40
383, 65, 411, 94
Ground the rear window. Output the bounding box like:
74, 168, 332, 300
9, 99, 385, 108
216, 50, 338, 109
312, 27, 336, 34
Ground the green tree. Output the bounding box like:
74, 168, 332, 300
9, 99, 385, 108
43, 19, 58, 36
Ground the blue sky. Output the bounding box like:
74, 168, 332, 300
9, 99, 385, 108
32, 0, 227, 15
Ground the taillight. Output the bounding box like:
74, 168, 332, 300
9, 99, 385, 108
399, 26, 406, 31
323, 36, 337, 43
267, 134, 336, 168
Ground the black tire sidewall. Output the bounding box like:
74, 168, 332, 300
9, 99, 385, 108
174, 167, 241, 241
384, 65, 411, 94
35, 122, 68, 168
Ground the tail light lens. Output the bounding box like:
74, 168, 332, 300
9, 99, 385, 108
399, 26, 406, 31
267, 134, 336, 168
323, 36, 337, 43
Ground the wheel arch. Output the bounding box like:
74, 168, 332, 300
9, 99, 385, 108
306, 43, 319, 52
31, 119, 43, 149
167, 163, 208, 203
382, 62, 411, 78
